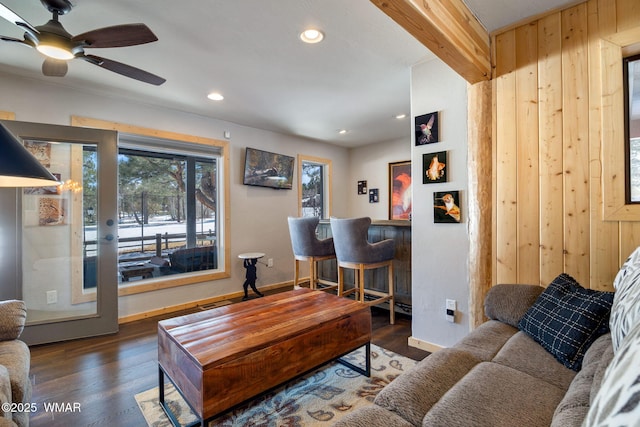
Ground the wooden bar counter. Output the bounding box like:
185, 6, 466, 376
157, 288, 371, 425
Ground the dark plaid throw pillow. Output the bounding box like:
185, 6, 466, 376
518, 273, 614, 371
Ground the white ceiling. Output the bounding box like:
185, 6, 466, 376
0, 0, 575, 147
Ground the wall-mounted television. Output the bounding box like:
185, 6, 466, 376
243, 147, 295, 190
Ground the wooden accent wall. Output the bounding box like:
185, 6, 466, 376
492, 0, 640, 291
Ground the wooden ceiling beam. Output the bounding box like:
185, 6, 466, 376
371, 0, 491, 83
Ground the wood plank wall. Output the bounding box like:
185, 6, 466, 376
492, 0, 640, 291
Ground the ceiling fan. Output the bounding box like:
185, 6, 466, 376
0, 0, 165, 85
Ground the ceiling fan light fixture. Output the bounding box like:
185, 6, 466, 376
300, 29, 324, 44
36, 43, 74, 60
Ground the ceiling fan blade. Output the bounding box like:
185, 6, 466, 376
80, 54, 166, 86
42, 58, 68, 77
72, 24, 158, 48
0, 3, 38, 35
1, 35, 29, 45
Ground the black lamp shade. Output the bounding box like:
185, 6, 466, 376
0, 123, 60, 187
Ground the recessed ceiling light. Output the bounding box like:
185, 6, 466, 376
395, 114, 407, 119
207, 92, 224, 101
338, 129, 347, 134
300, 29, 324, 44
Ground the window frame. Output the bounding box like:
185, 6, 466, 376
297, 154, 332, 218
71, 116, 230, 296
624, 53, 640, 204
601, 30, 640, 220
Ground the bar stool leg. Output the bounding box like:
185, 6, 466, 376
358, 265, 365, 303
309, 258, 316, 289
389, 262, 395, 325
293, 259, 300, 288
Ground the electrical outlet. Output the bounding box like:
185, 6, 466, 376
46, 290, 57, 305
267, 258, 274, 268
446, 299, 456, 323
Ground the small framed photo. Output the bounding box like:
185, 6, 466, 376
434, 191, 461, 223
24, 140, 52, 167
415, 111, 439, 145
423, 151, 447, 184
358, 180, 367, 195
38, 197, 66, 226
369, 188, 379, 203
389, 161, 412, 220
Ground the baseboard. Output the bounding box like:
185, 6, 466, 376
408, 336, 444, 353
118, 281, 294, 324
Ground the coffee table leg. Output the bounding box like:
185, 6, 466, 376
158, 365, 205, 427
337, 342, 370, 377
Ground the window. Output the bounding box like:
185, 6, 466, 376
114, 147, 219, 282
71, 115, 230, 297
625, 53, 640, 203
298, 155, 332, 218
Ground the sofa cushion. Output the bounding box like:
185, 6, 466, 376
452, 320, 518, 361
484, 284, 544, 328
492, 331, 576, 390
609, 245, 640, 352
518, 273, 614, 371
0, 301, 26, 341
0, 341, 31, 407
374, 348, 480, 427
0, 365, 11, 422
590, 341, 614, 405
550, 334, 612, 427
421, 362, 566, 427
584, 321, 640, 426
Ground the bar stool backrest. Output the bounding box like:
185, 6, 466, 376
287, 216, 335, 257
330, 217, 395, 264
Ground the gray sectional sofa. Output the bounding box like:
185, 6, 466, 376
334, 248, 640, 427
0, 301, 31, 427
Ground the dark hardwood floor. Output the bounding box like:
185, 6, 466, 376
28, 291, 429, 427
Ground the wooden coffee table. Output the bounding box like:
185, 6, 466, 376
157, 288, 372, 426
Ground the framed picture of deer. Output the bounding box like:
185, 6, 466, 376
422, 151, 447, 184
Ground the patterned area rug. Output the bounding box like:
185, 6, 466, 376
135, 344, 417, 426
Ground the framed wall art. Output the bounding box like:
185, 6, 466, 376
38, 197, 66, 226
389, 161, 411, 220
369, 188, 379, 203
434, 191, 461, 223
415, 111, 439, 145
358, 180, 367, 195
24, 140, 52, 167
423, 151, 447, 184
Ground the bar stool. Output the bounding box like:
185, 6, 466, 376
330, 216, 395, 324
287, 216, 338, 291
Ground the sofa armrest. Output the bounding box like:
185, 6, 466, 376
0, 365, 12, 423
0, 301, 26, 341
484, 284, 544, 328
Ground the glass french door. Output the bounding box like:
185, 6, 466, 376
0, 120, 118, 345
